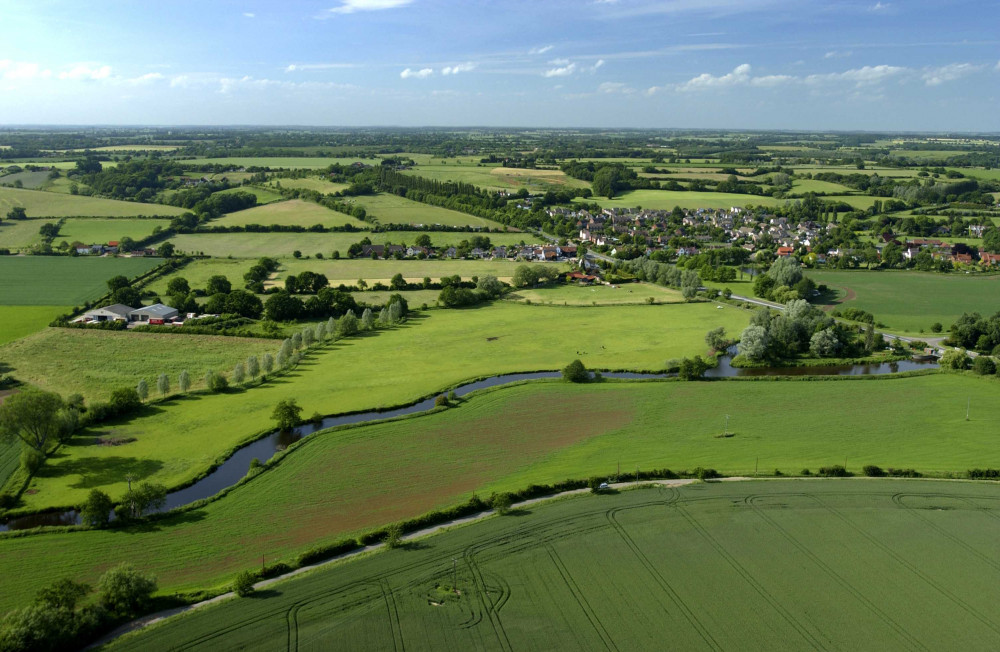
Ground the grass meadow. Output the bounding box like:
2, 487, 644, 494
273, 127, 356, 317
264, 258, 562, 285
56, 218, 171, 245
810, 269, 1000, 333
0, 437, 18, 491
346, 193, 508, 228
0, 256, 161, 306
212, 185, 285, 204
576, 189, 781, 210
266, 178, 350, 194
181, 157, 378, 169
105, 480, 1000, 652
403, 163, 589, 191
209, 199, 367, 229
13, 302, 750, 512
0, 218, 58, 249
0, 187, 186, 217
0, 306, 72, 345
508, 282, 686, 305
5, 371, 1000, 616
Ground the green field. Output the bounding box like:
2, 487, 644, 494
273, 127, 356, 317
213, 185, 285, 204
105, 480, 1000, 651
791, 178, 856, 194
267, 178, 349, 194
0, 187, 185, 217
169, 230, 532, 261
56, 218, 171, 245
0, 306, 72, 345
576, 189, 781, 211
0, 170, 51, 189
182, 157, 379, 169
12, 302, 750, 512
403, 164, 589, 191
264, 258, 560, 285
0, 436, 18, 490
0, 256, 161, 306
210, 199, 368, 229
347, 193, 507, 229
508, 282, 686, 305
0, 218, 58, 249
810, 269, 1000, 333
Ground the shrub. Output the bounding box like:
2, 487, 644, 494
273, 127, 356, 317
384, 523, 404, 549
801, 468, 812, 476
434, 395, 449, 408
862, 464, 886, 477
694, 467, 720, 481
206, 371, 229, 393
233, 570, 257, 597
972, 356, 996, 375
97, 563, 157, 616
967, 468, 1000, 480
491, 492, 513, 515
562, 359, 589, 383
20, 446, 45, 474
79, 489, 113, 528
818, 465, 851, 477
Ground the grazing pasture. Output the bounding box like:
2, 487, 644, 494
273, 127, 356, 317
15, 302, 750, 511
266, 258, 557, 285
0, 187, 185, 217
0, 218, 58, 249
181, 157, 379, 169
345, 193, 508, 229
267, 178, 350, 194
0, 256, 161, 306
577, 189, 781, 210
56, 218, 171, 245
104, 480, 1000, 652
212, 185, 285, 204
209, 199, 367, 229
508, 282, 686, 305
810, 269, 1000, 333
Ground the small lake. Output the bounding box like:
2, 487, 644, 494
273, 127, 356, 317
0, 357, 938, 532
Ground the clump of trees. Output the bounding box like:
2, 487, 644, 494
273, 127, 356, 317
438, 274, 506, 308
736, 300, 872, 363
752, 257, 816, 303
620, 258, 702, 299
948, 312, 1000, 353
562, 359, 591, 383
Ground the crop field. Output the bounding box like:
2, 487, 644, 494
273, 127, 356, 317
13, 302, 750, 512
0, 187, 186, 217
181, 157, 379, 169
346, 193, 507, 229
209, 199, 367, 229
791, 178, 856, 194
213, 185, 285, 204
56, 218, 171, 245
0, 256, 161, 305
0, 437, 18, 490
0, 306, 72, 345
105, 480, 1000, 652
0, 328, 278, 402
810, 269, 1000, 333
576, 189, 781, 210
267, 178, 350, 194
508, 282, 686, 305
400, 163, 587, 192
0, 170, 51, 189
145, 259, 256, 295
0, 218, 58, 249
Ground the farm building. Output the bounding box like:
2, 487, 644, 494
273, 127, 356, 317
129, 303, 179, 323
81, 304, 133, 322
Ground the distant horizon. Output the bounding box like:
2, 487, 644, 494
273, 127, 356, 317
2, 0, 998, 130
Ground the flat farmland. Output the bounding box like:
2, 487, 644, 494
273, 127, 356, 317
347, 193, 507, 229
56, 218, 171, 245
105, 481, 1000, 652
210, 199, 367, 229
0, 218, 58, 249
0, 306, 71, 345
0, 170, 51, 189
14, 302, 751, 512
0, 328, 277, 402
0, 187, 185, 217
576, 189, 781, 210
810, 269, 1000, 333
267, 178, 349, 194
182, 157, 379, 169
791, 178, 856, 194
508, 282, 686, 305
0, 256, 161, 305
267, 258, 557, 284
213, 185, 284, 204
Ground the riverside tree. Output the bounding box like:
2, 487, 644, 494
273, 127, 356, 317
156, 373, 170, 398
0, 390, 69, 453
272, 398, 302, 431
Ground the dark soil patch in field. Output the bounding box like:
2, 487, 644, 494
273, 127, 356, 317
820, 285, 857, 312
98, 436, 138, 447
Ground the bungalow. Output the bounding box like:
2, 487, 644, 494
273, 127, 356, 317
776, 246, 795, 257
567, 272, 598, 285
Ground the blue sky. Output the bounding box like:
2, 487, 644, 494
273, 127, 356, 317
1, 0, 998, 130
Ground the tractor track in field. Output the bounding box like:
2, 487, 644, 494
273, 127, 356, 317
891, 493, 1000, 573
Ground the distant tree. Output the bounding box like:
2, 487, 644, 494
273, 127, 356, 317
390, 273, 406, 291
384, 523, 403, 549
6, 206, 27, 220
233, 571, 256, 597
158, 241, 175, 258
737, 324, 770, 361
291, 332, 303, 350
940, 348, 971, 370
972, 356, 996, 375
491, 492, 513, 515
156, 373, 169, 397
361, 307, 374, 330
272, 398, 302, 431
261, 353, 274, 375
882, 241, 903, 267
205, 275, 232, 295
119, 482, 166, 520
276, 348, 288, 369
512, 265, 538, 288
326, 316, 336, 335
809, 328, 841, 357
415, 234, 432, 248
135, 379, 148, 402
224, 290, 263, 319
766, 257, 803, 287
204, 370, 229, 392
34, 578, 91, 611
79, 489, 113, 528
264, 291, 304, 321
106, 275, 130, 293
232, 362, 246, 386
166, 277, 190, 295
562, 359, 589, 383
301, 327, 314, 347
98, 563, 157, 616
476, 274, 503, 299
111, 286, 142, 308
930, 322, 943, 333
0, 390, 66, 453
314, 321, 326, 342
338, 311, 359, 337
247, 356, 260, 380
178, 370, 191, 393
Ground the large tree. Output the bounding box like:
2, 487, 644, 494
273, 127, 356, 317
0, 390, 67, 453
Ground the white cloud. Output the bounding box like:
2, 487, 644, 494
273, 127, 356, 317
128, 72, 165, 85
750, 74, 794, 87
441, 62, 476, 75
805, 64, 907, 86
549, 58, 570, 66
400, 67, 433, 79
324, 0, 413, 15
922, 63, 979, 86
529, 45, 554, 55
58, 64, 112, 80
243, 12, 255, 18
592, 59, 605, 71
824, 50, 852, 59
0, 60, 42, 80
677, 63, 753, 90
869, 1, 889, 11
285, 62, 357, 72
598, 81, 634, 94
543, 62, 576, 77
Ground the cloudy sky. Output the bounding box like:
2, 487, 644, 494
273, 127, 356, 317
1, 0, 998, 130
